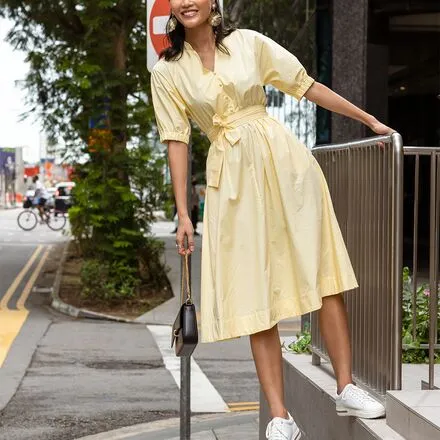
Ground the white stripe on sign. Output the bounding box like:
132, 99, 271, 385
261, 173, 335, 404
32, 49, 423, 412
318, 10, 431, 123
147, 324, 229, 413
153, 16, 169, 35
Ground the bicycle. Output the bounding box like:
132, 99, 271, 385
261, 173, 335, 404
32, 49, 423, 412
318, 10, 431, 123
17, 205, 67, 231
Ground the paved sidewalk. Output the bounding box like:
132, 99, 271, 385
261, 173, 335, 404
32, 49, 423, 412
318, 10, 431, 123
76, 412, 259, 440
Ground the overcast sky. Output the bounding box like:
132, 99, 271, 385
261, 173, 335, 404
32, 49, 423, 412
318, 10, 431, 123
0, 18, 42, 163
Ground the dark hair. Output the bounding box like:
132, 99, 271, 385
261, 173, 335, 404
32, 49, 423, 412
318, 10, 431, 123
160, 0, 235, 61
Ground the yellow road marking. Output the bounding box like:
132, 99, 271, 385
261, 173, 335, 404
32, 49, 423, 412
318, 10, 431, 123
227, 402, 260, 412
0, 245, 50, 367
0, 310, 29, 367
16, 246, 51, 310
0, 245, 43, 310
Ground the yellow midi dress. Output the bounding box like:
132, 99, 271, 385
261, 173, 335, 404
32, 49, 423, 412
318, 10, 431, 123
151, 29, 358, 343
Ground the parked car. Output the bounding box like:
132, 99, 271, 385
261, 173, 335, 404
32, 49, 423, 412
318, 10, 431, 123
55, 181, 76, 213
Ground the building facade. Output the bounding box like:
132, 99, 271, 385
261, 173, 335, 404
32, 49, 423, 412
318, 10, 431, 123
271, 0, 439, 147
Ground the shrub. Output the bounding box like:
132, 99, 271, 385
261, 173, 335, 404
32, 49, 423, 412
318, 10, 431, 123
402, 266, 440, 364
81, 259, 140, 301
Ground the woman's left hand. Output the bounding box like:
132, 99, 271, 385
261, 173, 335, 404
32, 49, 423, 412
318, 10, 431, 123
368, 118, 396, 148
369, 118, 395, 136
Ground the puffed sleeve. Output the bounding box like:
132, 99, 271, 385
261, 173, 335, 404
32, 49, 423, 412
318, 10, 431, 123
253, 30, 315, 101
150, 64, 191, 144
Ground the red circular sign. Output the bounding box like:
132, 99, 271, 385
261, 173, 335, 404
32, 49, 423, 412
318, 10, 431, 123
150, 0, 171, 56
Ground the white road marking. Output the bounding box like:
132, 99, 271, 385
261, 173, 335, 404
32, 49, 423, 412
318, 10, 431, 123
147, 324, 229, 413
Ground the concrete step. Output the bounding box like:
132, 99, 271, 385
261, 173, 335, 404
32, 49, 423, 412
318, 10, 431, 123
387, 390, 440, 440
259, 352, 405, 440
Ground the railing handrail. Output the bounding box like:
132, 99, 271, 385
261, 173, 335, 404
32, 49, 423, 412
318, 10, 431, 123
312, 134, 395, 152
404, 146, 440, 154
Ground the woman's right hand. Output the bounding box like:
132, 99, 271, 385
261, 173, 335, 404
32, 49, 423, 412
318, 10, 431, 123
176, 215, 195, 255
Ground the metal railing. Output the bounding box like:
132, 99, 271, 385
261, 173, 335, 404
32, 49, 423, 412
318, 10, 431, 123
310, 133, 404, 398
403, 146, 440, 390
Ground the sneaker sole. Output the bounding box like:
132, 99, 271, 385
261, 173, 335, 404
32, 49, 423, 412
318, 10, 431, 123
336, 408, 386, 419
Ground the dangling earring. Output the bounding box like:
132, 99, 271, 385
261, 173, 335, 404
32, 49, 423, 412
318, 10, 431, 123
208, 6, 222, 27
167, 14, 178, 32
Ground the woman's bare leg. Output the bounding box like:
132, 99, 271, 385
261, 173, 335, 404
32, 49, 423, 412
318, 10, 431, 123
250, 325, 288, 419
318, 294, 353, 393
250, 295, 351, 419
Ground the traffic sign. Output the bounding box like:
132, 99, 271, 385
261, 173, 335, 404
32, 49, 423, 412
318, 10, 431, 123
146, 0, 170, 71
146, 0, 223, 71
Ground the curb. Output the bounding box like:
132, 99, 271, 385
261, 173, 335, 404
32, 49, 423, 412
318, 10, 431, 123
50, 242, 139, 325
75, 411, 259, 440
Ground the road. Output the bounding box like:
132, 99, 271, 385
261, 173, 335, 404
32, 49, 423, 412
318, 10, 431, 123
0, 209, 298, 440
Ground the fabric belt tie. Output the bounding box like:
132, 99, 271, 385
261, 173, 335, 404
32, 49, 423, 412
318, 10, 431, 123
206, 105, 268, 196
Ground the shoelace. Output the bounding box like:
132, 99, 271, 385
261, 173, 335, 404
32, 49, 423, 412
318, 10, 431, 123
265, 420, 290, 440
346, 387, 376, 404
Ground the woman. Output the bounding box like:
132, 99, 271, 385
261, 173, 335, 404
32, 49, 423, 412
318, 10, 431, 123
150, 1, 393, 438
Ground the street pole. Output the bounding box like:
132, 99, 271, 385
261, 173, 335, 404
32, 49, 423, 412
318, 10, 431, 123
180, 137, 192, 439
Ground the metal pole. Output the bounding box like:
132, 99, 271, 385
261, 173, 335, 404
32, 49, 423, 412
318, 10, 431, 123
180, 137, 192, 439
180, 355, 191, 439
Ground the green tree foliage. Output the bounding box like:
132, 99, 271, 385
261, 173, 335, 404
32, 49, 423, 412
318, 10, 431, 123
0, 0, 168, 299
0, 0, 152, 155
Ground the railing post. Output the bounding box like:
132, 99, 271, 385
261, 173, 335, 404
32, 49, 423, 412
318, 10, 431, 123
391, 132, 404, 391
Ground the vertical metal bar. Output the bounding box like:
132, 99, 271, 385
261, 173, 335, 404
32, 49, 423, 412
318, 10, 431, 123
378, 141, 386, 392
390, 132, 403, 390
180, 139, 192, 440
363, 145, 369, 383
369, 147, 382, 389
437, 155, 440, 349
358, 146, 363, 381
370, 145, 375, 388
412, 155, 420, 341
428, 153, 439, 389
354, 147, 360, 380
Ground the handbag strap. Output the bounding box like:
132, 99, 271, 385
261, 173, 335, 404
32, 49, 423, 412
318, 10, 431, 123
180, 253, 192, 305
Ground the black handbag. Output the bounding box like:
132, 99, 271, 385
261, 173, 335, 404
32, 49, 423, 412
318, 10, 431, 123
171, 253, 198, 356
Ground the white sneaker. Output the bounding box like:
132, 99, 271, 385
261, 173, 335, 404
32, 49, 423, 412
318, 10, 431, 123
265, 412, 302, 440
336, 384, 386, 419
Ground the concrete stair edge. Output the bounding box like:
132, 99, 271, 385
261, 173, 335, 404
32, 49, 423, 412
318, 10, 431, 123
260, 353, 405, 440
387, 390, 440, 440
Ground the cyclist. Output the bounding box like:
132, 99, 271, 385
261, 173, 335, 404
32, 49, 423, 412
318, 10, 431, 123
32, 175, 50, 222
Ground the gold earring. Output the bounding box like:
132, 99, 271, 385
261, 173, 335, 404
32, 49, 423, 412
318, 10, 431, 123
208, 8, 222, 27
167, 14, 178, 32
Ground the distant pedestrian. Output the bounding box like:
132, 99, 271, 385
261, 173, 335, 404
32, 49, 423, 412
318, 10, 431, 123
190, 181, 200, 236
171, 199, 178, 234
151, 1, 394, 438
32, 175, 49, 223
